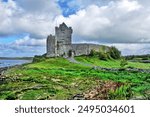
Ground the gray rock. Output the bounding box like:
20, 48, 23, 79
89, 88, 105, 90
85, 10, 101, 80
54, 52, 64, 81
130, 95, 147, 100
72, 94, 85, 100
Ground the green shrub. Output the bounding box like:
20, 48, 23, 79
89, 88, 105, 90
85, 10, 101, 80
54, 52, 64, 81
6, 93, 17, 100
142, 57, 149, 60
98, 51, 108, 60
89, 49, 97, 57
108, 85, 132, 99
89, 46, 121, 60
120, 58, 128, 68
32, 55, 47, 63
109, 46, 121, 59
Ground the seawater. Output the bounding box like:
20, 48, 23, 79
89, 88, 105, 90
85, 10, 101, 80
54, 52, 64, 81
0, 59, 31, 68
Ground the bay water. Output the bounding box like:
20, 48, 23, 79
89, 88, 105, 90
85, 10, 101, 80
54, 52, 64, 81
0, 59, 31, 68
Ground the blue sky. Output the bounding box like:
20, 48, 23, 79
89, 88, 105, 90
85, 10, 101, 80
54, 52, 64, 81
58, 0, 78, 17
0, 0, 150, 57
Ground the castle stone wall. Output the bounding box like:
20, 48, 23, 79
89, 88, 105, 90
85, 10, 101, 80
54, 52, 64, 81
46, 35, 57, 57
72, 44, 104, 56
72, 44, 89, 56
89, 44, 102, 51
55, 23, 72, 56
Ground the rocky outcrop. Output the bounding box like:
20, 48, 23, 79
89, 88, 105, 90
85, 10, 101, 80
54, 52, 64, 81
0, 67, 9, 83
0, 66, 20, 84
0, 67, 8, 75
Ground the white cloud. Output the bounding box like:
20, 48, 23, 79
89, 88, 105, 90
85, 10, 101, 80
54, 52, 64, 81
56, 0, 150, 43
67, 0, 142, 10
116, 0, 142, 12
67, 0, 103, 9
0, 0, 60, 38
1, 0, 150, 43
15, 0, 60, 14
106, 43, 150, 55
13, 36, 46, 46
0, 0, 18, 36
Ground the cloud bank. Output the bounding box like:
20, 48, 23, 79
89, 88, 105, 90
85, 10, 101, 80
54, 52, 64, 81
57, 0, 150, 43
0, 0, 150, 56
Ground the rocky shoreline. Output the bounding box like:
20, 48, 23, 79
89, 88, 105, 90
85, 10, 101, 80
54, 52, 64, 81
0, 67, 9, 75
0, 66, 20, 84
0, 67, 9, 84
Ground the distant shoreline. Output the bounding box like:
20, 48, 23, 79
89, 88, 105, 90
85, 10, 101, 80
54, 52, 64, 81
0, 59, 32, 69
0, 57, 33, 60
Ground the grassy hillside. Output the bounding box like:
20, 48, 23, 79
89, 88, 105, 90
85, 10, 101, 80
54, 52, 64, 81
75, 56, 150, 69
0, 57, 150, 100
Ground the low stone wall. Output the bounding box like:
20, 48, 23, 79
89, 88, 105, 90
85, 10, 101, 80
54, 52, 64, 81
92, 66, 150, 73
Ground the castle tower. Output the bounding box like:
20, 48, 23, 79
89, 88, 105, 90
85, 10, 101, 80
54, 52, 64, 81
55, 22, 73, 57
46, 34, 57, 57
46, 23, 73, 57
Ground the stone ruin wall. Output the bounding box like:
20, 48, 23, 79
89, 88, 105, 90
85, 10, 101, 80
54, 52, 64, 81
55, 23, 73, 57
46, 23, 110, 58
72, 44, 89, 56
47, 35, 57, 57
72, 44, 107, 56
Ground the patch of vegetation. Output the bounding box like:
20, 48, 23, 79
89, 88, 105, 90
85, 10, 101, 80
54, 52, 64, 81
120, 57, 128, 68
89, 46, 121, 61
108, 85, 132, 100
125, 54, 150, 61
1, 56, 150, 100
109, 46, 121, 59
32, 55, 47, 63
75, 56, 150, 69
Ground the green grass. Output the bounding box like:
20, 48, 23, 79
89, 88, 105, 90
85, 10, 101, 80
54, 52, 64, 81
28, 57, 90, 69
0, 56, 150, 100
75, 56, 150, 69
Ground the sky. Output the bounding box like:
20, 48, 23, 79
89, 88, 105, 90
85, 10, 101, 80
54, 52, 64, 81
0, 0, 150, 57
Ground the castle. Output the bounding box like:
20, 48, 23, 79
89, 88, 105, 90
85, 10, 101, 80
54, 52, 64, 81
46, 23, 107, 57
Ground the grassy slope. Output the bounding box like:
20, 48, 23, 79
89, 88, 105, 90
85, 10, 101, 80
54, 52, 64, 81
1, 57, 150, 100
75, 56, 150, 69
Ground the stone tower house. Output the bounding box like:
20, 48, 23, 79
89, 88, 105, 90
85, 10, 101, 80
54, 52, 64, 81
46, 23, 73, 57
46, 23, 109, 57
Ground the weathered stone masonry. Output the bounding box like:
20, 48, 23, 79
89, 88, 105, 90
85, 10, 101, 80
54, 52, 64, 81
46, 23, 106, 57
